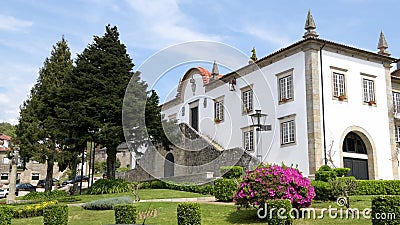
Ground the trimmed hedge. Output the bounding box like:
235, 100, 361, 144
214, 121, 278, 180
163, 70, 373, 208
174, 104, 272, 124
220, 166, 244, 179
357, 180, 400, 195
372, 196, 400, 225
22, 190, 68, 201
43, 204, 68, 225
334, 168, 350, 177
311, 180, 335, 201
214, 178, 237, 202
0, 206, 13, 225
86, 179, 131, 195
264, 199, 293, 225
82, 196, 133, 210
315, 171, 336, 182
115, 204, 137, 224
177, 202, 201, 225
13, 201, 58, 219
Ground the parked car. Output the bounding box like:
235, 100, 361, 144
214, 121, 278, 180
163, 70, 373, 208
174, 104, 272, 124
36, 178, 60, 188
0, 188, 9, 198
61, 179, 74, 186
62, 175, 89, 185
16, 183, 36, 192
73, 175, 89, 183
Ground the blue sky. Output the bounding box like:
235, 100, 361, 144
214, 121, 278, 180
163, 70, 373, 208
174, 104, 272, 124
0, 0, 399, 124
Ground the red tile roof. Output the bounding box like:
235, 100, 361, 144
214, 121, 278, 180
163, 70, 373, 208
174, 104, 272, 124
0, 133, 11, 141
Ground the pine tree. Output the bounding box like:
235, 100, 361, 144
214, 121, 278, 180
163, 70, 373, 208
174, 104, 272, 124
71, 25, 146, 179
16, 37, 73, 191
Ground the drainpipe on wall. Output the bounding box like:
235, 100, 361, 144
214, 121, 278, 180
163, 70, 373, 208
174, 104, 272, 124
320, 42, 328, 165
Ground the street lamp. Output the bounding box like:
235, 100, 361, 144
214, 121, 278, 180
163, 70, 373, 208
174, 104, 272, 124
249, 109, 270, 162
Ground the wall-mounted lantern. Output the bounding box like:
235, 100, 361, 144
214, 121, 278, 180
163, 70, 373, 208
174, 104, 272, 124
229, 78, 236, 91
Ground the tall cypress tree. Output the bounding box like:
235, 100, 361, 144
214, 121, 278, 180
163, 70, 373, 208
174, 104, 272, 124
71, 25, 146, 179
16, 37, 73, 191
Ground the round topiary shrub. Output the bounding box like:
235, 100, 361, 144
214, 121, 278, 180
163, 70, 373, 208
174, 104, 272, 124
234, 164, 315, 209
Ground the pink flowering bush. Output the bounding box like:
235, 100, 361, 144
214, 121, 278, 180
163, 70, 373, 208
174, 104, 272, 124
233, 164, 315, 209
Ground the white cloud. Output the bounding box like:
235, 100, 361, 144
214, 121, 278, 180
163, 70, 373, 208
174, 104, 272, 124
0, 14, 33, 31
124, 0, 220, 49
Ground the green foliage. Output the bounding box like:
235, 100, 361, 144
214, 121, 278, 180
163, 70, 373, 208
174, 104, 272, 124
148, 180, 213, 195
329, 176, 358, 199
16, 37, 74, 191
220, 166, 244, 179
114, 204, 137, 224
264, 199, 293, 225
82, 196, 133, 210
214, 178, 237, 202
0, 206, 13, 225
22, 190, 67, 201
318, 165, 332, 171
333, 168, 350, 177
311, 180, 335, 201
0, 122, 16, 139
356, 180, 400, 195
150, 180, 168, 189
177, 202, 201, 225
372, 196, 400, 225
43, 204, 68, 225
315, 171, 336, 182
315, 166, 351, 182
86, 179, 130, 195
13, 201, 58, 218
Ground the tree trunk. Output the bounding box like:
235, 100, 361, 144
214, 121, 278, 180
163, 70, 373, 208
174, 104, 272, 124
106, 147, 117, 179
45, 153, 55, 192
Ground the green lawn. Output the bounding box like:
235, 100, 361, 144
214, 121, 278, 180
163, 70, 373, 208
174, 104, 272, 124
11, 202, 372, 225
8, 192, 375, 225
72, 188, 209, 203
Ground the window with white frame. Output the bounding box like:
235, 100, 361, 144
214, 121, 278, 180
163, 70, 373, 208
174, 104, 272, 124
333, 72, 345, 97
396, 125, 400, 143
31, 173, 40, 180
0, 173, 8, 180
279, 75, 293, 101
363, 78, 375, 103
214, 99, 224, 122
279, 115, 296, 146
242, 88, 253, 113
243, 130, 254, 151
393, 92, 400, 112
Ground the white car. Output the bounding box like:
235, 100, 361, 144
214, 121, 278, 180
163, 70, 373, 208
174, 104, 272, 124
0, 188, 9, 198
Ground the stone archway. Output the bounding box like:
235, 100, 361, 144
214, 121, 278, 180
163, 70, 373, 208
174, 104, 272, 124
164, 153, 175, 177
339, 126, 377, 180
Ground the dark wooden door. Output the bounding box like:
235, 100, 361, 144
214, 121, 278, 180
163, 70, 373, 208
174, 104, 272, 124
190, 107, 199, 131
343, 157, 369, 180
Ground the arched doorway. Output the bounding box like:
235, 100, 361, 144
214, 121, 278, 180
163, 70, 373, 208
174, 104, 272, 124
342, 132, 369, 180
164, 153, 174, 177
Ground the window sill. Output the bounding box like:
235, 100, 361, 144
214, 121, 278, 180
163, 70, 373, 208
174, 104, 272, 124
278, 98, 293, 105
280, 142, 296, 148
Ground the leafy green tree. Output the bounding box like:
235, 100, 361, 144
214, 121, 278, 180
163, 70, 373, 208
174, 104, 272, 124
145, 90, 176, 150
16, 37, 73, 191
71, 25, 144, 179
0, 122, 16, 138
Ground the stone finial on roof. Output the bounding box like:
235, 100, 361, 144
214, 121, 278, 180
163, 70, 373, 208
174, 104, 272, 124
377, 31, 390, 56
249, 47, 258, 63
211, 60, 219, 80
303, 10, 319, 39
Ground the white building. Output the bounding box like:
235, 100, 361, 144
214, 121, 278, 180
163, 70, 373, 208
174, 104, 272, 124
161, 11, 400, 180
